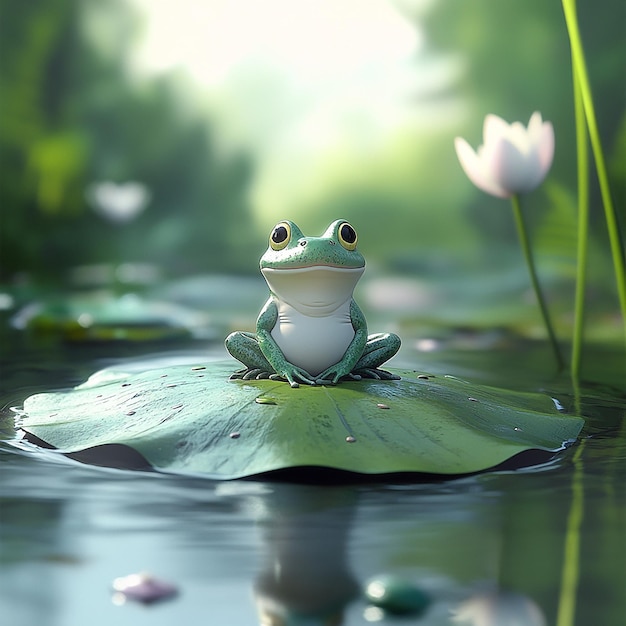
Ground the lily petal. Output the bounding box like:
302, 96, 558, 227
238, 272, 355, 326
456, 112, 554, 197
522, 119, 554, 190
454, 137, 509, 198
483, 114, 510, 147
507, 122, 532, 155
536, 120, 555, 174
491, 136, 543, 194
527, 111, 545, 144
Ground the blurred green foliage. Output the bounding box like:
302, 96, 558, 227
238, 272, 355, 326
410, 0, 624, 269
244, 0, 624, 287
0, 0, 256, 281
0, 0, 623, 313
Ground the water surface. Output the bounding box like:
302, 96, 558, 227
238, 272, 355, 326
1, 331, 624, 626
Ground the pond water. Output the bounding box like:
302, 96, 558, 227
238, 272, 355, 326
1, 327, 624, 626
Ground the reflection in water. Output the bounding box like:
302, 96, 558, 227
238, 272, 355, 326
250, 482, 549, 626
3, 432, 620, 625
451, 590, 546, 626
252, 484, 360, 626
0, 498, 68, 626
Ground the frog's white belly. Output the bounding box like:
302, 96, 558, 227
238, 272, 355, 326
271, 299, 354, 376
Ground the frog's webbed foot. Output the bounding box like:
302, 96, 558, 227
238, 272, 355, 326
316, 372, 362, 385
352, 367, 401, 381
269, 366, 318, 388
268, 373, 298, 388
315, 369, 399, 385
229, 368, 273, 381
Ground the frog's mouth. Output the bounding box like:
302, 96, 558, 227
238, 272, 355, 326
261, 265, 365, 316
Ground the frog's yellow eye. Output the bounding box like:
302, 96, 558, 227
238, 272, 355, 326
338, 221, 357, 250
269, 221, 291, 250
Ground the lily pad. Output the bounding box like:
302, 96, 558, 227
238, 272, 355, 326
11, 293, 207, 342
14, 360, 584, 479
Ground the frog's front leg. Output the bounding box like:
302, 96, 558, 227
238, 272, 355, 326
317, 299, 400, 383
256, 298, 318, 388
316, 300, 368, 384
353, 332, 401, 380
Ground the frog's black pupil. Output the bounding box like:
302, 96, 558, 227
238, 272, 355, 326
340, 224, 356, 244
272, 226, 288, 244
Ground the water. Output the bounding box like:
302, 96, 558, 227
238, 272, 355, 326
1, 329, 624, 626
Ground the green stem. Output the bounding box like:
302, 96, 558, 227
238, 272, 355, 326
556, 440, 585, 626
571, 67, 590, 386
562, 0, 626, 340
511, 194, 565, 371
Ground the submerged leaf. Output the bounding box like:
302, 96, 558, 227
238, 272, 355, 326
14, 360, 584, 478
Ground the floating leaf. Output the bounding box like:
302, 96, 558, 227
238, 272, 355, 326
14, 361, 584, 479
11, 293, 206, 342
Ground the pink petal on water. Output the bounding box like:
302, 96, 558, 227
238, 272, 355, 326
112, 572, 178, 605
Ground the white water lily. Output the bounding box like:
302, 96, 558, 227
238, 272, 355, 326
454, 112, 554, 198
454, 111, 564, 369
88, 181, 150, 223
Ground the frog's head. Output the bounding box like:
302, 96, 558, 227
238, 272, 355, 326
260, 219, 365, 270
260, 220, 365, 315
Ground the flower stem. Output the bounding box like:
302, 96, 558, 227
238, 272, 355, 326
571, 68, 590, 385
511, 194, 565, 371
556, 440, 585, 626
562, 0, 626, 340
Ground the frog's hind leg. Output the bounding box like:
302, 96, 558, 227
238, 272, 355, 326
225, 331, 275, 380
352, 332, 401, 380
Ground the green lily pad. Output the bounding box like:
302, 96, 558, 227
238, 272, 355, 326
14, 360, 584, 479
12, 293, 207, 342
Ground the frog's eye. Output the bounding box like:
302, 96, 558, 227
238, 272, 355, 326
338, 221, 357, 250
269, 221, 292, 250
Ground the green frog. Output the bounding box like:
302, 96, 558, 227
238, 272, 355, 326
226, 219, 401, 387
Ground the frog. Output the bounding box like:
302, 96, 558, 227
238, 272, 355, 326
225, 219, 401, 387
